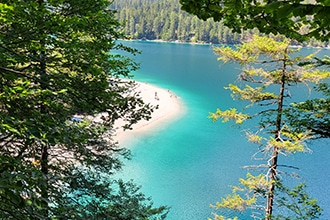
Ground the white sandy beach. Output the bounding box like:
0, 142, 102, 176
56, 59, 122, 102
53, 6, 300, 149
113, 81, 185, 145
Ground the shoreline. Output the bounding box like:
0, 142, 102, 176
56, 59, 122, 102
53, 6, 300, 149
113, 81, 185, 146
120, 39, 330, 50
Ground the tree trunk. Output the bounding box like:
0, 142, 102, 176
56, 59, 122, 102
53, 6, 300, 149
39, 54, 50, 218
38, 0, 49, 217
266, 148, 278, 219
266, 56, 287, 219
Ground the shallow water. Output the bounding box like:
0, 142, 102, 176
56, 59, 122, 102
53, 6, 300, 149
117, 41, 330, 219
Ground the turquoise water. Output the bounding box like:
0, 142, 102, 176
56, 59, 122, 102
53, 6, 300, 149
117, 41, 330, 219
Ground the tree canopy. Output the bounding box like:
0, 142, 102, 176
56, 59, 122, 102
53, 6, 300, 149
0, 0, 167, 219
179, 0, 330, 42
287, 58, 330, 139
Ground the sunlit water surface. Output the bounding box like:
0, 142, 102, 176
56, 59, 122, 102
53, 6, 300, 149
116, 41, 330, 220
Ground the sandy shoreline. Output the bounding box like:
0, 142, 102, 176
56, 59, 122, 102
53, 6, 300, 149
113, 81, 185, 145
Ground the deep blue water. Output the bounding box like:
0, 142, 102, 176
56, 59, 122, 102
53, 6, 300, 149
117, 41, 330, 219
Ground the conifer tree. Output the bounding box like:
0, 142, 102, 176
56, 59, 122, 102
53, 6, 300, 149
287, 56, 330, 139
209, 36, 328, 219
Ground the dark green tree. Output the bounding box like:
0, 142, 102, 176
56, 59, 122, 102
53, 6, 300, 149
0, 1, 167, 219
287, 57, 330, 139
179, 0, 330, 42
275, 181, 322, 219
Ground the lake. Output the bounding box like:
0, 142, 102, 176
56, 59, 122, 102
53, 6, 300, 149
117, 40, 330, 219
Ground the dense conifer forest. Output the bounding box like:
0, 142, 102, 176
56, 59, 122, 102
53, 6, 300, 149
111, 0, 257, 44
112, 0, 328, 47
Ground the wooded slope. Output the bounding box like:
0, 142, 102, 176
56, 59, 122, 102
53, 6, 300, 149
112, 0, 327, 47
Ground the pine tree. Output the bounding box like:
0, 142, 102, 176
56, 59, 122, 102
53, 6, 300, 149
209, 36, 328, 219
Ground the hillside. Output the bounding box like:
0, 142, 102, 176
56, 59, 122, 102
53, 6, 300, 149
112, 0, 327, 47
112, 0, 257, 44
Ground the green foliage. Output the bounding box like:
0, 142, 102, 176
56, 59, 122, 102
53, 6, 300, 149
179, 0, 330, 42
274, 181, 323, 219
209, 108, 250, 124
227, 84, 278, 103
286, 54, 330, 139
51, 168, 169, 220
286, 83, 330, 138
209, 36, 326, 218
210, 173, 270, 219
0, 3, 12, 22
0, 156, 47, 219
214, 193, 256, 212
215, 36, 292, 64
111, 0, 328, 46
267, 137, 305, 153
211, 176, 323, 220
289, 60, 330, 139
239, 173, 272, 192
0, 0, 167, 219
112, 0, 259, 44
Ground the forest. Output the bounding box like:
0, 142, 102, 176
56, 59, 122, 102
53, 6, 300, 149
112, 0, 328, 47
